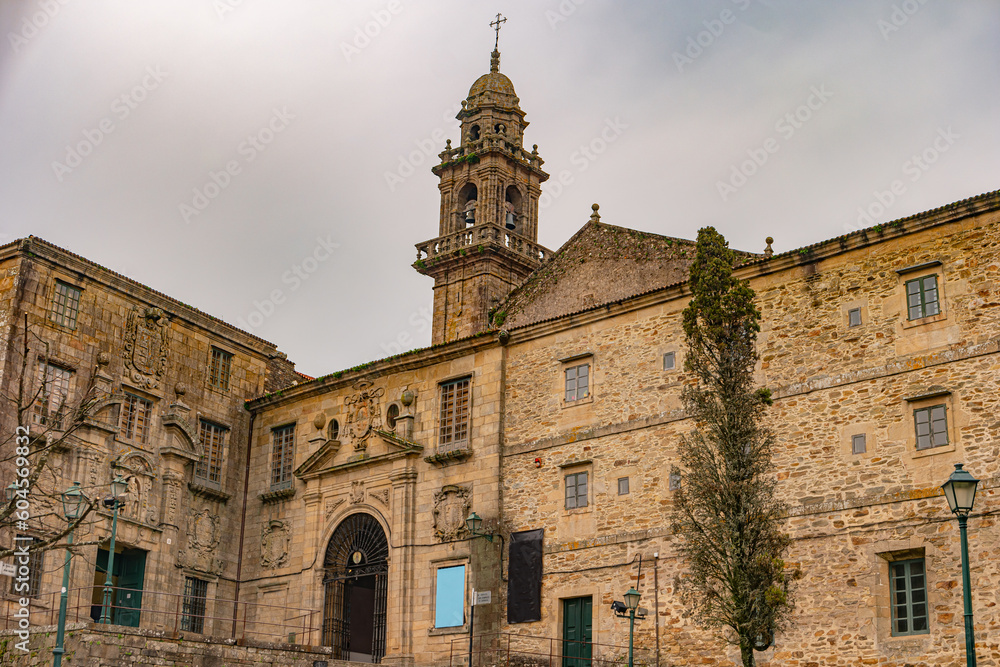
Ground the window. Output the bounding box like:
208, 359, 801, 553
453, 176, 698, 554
208, 347, 232, 391
662, 352, 675, 370
565, 472, 588, 509
328, 418, 340, 441
50, 280, 82, 328
669, 471, 681, 491
848, 308, 862, 327
119, 392, 152, 444
618, 477, 630, 495
434, 564, 466, 628
564, 364, 590, 402
9, 536, 43, 598
890, 559, 929, 636
195, 420, 228, 486
270, 424, 295, 489
33, 362, 72, 428
905, 275, 940, 320
386, 404, 399, 430
851, 433, 867, 455
439, 378, 471, 450
914, 405, 948, 450
181, 576, 209, 633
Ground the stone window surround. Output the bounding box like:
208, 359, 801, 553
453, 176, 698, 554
269, 422, 296, 490
904, 390, 957, 459
842, 421, 876, 459
895, 260, 946, 330
437, 373, 473, 452
33, 358, 74, 429
207, 344, 235, 393
558, 352, 594, 408
559, 459, 593, 515
872, 544, 934, 644
118, 387, 156, 447
48, 276, 83, 330
661, 349, 681, 371
428, 556, 470, 636
841, 298, 869, 330
194, 416, 231, 488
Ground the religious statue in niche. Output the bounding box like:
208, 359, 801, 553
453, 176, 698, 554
433, 485, 472, 542
260, 520, 290, 569
123, 306, 170, 389
344, 381, 385, 452
115, 454, 156, 524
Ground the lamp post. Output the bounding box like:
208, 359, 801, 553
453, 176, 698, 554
465, 511, 494, 542
624, 587, 640, 667
54, 481, 86, 667
942, 463, 979, 667
98, 474, 128, 625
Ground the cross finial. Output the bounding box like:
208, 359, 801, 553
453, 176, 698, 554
490, 13, 507, 50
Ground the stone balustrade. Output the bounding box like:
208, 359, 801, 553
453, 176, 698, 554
416, 223, 547, 263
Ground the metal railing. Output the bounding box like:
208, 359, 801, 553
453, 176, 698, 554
449, 632, 656, 667
2, 585, 322, 646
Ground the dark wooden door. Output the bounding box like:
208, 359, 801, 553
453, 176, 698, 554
562, 596, 592, 667
114, 549, 145, 627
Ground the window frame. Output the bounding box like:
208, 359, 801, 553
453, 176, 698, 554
50, 279, 82, 329
851, 433, 867, 455
617, 477, 630, 495
270, 424, 296, 490
119, 391, 153, 445
847, 308, 862, 328
565, 471, 589, 509
564, 363, 590, 403
913, 404, 948, 451
889, 558, 929, 637
662, 351, 676, 370
208, 346, 233, 392
33, 361, 72, 429
438, 376, 471, 452
433, 563, 467, 630
195, 419, 228, 487
181, 576, 209, 633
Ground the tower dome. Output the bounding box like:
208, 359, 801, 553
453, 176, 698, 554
464, 50, 521, 112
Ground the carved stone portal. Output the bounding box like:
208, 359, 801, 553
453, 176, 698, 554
123, 307, 170, 389
344, 381, 385, 451
261, 520, 290, 569
433, 485, 471, 542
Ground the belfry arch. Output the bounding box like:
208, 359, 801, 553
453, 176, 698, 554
322, 513, 389, 663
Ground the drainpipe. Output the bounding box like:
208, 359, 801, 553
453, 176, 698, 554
232, 410, 256, 639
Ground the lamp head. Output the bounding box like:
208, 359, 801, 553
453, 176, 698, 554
110, 474, 128, 499
941, 463, 979, 516
62, 481, 86, 521
610, 600, 627, 615
466, 511, 483, 535
624, 587, 641, 611
5, 481, 18, 503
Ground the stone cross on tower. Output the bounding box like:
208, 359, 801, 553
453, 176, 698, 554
490, 13, 507, 50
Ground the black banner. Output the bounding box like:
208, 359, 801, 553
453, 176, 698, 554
507, 528, 543, 623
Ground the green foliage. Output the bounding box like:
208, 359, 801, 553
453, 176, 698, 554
672, 226, 795, 667
492, 310, 506, 327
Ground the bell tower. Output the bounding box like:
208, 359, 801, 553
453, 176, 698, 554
414, 42, 550, 344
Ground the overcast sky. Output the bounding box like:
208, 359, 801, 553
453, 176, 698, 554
1, 1, 997, 377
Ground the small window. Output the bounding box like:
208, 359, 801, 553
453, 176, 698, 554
434, 564, 466, 628
439, 378, 471, 451
890, 559, 929, 636
914, 405, 948, 450
50, 280, 82, 329
565, 364, 590, 402
669, 471, 681, 491
328, 418, 340, 441
848, 308, 862, 327
208, 347, 233, 391
120, 392, 153, 444
663, 352, 676, 370
33, 362, 72, 428
565, 472, 588, 509
905, 275, 940, 320
9, 536, 43, 598
270, 424, 295, 489
851, 433, 867, 455
181, 576, 209, 633
386, 404, 399, 430
617, 477, 630, 495
195, 420, 228, 486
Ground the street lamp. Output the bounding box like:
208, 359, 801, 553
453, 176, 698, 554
54, 481, 87, 667
5, 481, 19, 503
624, 587, 640, 667
466, 511, 494, 542
942, 463, 979, 667
98, 474, 128, 625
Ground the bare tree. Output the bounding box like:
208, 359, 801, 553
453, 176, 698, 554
670, 227, 798, 667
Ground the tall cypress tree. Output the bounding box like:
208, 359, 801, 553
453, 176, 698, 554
671, 227, 796, 667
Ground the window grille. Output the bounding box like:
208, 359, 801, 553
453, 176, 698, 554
51, 281, 82, 328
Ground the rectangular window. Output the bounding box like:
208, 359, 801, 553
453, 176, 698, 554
434, 564, 466, 628
119, 392, 153, 444
564, 363, 590, 402
662, 352, 675, 370
181, 576, 209, 633
914, 405, 948, 450
848, 308, 862, 327
617, 477, 630, 495
669, 471, 681, 491
33, 362, 72, 428
270, 424, 295, 489
851, 433, 867, 455
9, 536, 43, 598
905, 275, 940, 320
439, 377, 471, 450
565, 472, 588, 509
195, 420, 228, 486
208, 347, 232, 391
50, 280, 82, 329
890, 559, 929, 636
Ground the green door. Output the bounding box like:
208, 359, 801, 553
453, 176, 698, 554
114, 549, 146, 627
562, 596, 592, 667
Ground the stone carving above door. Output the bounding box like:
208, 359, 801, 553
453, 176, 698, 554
123, 306, 170, 389
433, 485, 471, 542
344, 381, 385, 451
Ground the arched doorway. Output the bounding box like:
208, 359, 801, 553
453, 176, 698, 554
323, 513, 389, 663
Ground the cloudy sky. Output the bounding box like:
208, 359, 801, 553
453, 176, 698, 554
1, 1, 997, 376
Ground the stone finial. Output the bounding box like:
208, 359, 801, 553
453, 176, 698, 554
313, 412, 326, 430
97, 351, 111, 367
764, 237, 774, 258
174, 383, 187, 397
401, 390, 415, 407
531, 144, 539, 156
445, 139, 451, 149
490, 49, 500, 73
590, 203, 601, 222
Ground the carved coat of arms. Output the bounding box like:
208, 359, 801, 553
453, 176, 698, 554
261, 520, 290, 569
433, 485, 472, 541
123, 307, 170, 389
344, 381, 385, 450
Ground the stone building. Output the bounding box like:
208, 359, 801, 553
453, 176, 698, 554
3, 42, 1000, 667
